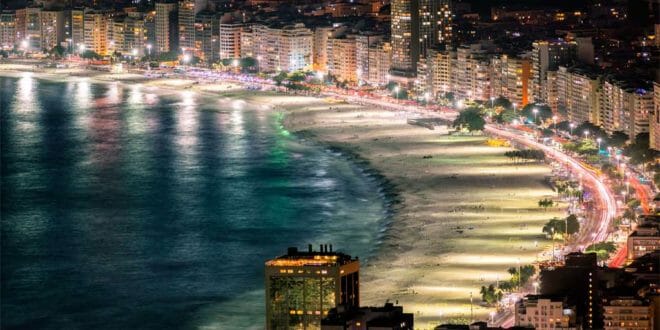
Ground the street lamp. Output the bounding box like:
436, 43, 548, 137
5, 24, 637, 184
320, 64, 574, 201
532, 281, 539, 294
131, 48, 138, 57
513, 102, 517, 114
569, 122, 575, 136
552, 115, 558, 132
146, 43, 152, 56
583, 130, 589, 139
489, 311, 496, 326
532, 108, 539, 124
596, 137, 602, 150
490, 96, 495, 108
79, 44, 85, 53
394, 86, 400, 99
182, 53, 191, 67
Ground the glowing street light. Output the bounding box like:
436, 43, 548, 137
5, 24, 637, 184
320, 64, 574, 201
424, 92, 430, 103
20, 39, 29, 49
79, 44, 86, 53
490, 96, 495, 108
583, 130, 589, 139
532, 108, 539, 124
182, 53, 191, 64
232, 58, 239, 67
131, 48, 138, 57
456, 99, 464, 109
569, 122, 575, 136
315, 71, 324, 81
393, 86, 400, 99
513, 102, 517, 114
596, 137, 602, 150
146, 43, 152, 56
533, 281, 539, 294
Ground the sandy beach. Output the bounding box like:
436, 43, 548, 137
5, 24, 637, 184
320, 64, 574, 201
261, 95, 565, 329
1, 66, 565, 329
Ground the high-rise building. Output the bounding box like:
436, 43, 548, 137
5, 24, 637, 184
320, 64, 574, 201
390, 0, 419, 81
14, 8, 26, 45
328, 36, 358, 84
155, 1, 178, 53
70, 9, 84, 51
83, 10, 110, 56
249, 23, 313, 73
540, 252, 601, 329
40, 10, 65, 51
453, 44, 491, 101
193, 10, 217, 62
391, 0, 452, 85
0, 11, 17, 49
25, 7, 42, 51
652, 81, 660, 151
426, 48, 453, 98
555, 66, 599, 125
111, 13, 146, 56
355, 34, 385, 85
178, 0, 207, 53
515, 295, 578, 330
603, 296, 654, 330
626, 220, 660, 262
313, 26, 332, 72
531, 39, 577, 102
218, 14, 241, 60
265, 245, 359, 330
491, 54, 531, 107
598, 78, 653, 138
366, 40, 392, 86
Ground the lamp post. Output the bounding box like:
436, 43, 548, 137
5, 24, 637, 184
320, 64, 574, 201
533, 108, 539, 124
513, 102, 517, 115
583, 130, 589, 139
552, 115, 557, 132
533, 281, 539, 294
232, 58, 239, 73
490, 96, 495, 108
596, 137, 602, 150
146, 43, 152, 57
394, 86, 400, 100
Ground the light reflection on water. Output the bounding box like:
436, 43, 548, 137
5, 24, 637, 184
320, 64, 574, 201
1, 76, 386, 329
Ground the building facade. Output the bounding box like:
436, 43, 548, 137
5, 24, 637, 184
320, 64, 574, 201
0, 11, 17, 49
515, 295, 577, 330
531, 39, 577, 102
328, 36, 358, 84
83, 10, 110, 56
155, 1, 177, 53
652, 82, 660, 151
265, 245, 360, 330
603, 297, 654, 330
40, 10, 64, 51
218, 20, 241, 60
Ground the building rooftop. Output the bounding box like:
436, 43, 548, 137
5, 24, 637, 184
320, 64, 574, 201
265, 245, 357, 267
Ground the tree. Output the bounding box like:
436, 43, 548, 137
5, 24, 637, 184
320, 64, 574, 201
493, 96, 512, 109
576, 122, 607, 140
480, 284, 503, 305
495, 107, 516, 123
49, 45, 65, 57
608, 131, 629, 147
156, 51, 179, 62
624, 133, 659, 165
585, 242, 617, 262
453, 107, 485, 133
273, 71, 288, 86
81, 50, 101, 59
521, 103, 552, 124
538, 198, 554, 211
240, 57, 257, 70
542, 215, 579, 237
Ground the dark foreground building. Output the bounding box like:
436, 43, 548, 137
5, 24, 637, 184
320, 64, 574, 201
322, 303, 413, 330
265, 245, 360, 330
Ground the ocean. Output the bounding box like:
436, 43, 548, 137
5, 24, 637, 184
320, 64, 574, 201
0, 74, 386, 329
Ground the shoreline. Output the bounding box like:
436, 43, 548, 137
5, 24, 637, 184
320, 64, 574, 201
1, 68, 565, 329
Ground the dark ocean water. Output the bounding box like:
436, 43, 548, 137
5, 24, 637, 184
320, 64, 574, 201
0, 75, 385, 329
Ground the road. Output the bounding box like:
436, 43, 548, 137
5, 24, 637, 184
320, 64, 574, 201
484, 124, 619, 328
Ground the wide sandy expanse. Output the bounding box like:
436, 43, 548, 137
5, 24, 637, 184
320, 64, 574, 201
254, 95, 565, 329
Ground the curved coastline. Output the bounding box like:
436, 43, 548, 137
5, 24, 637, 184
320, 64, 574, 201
1, 67, 566, 329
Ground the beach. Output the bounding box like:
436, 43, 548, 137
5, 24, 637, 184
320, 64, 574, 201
1, 65, 565, 329
269, 96, 565, 328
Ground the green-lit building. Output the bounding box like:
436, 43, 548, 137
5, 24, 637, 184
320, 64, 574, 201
265, 245, 360, 330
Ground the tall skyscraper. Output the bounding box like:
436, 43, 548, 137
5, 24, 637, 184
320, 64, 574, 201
0, 11, 17, 49
70, 9, 84, 51
265, 245, 359, 330
530, 39, 577, 102
391, 0, 452, 85
155, 1, 177, 53
178, 0, 207, 52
